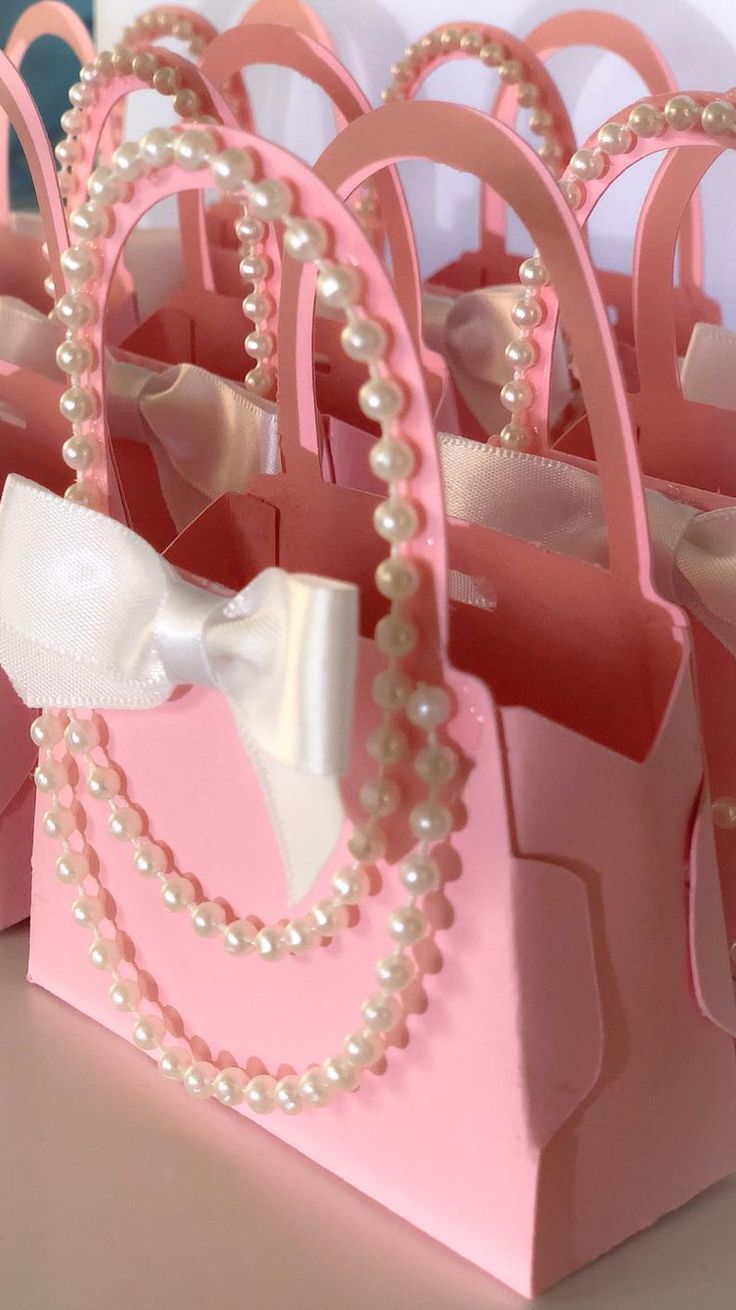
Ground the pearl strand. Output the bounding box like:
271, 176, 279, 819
498, 93, 736, 451
42, 134, 459, 1101
382, 23, 567, 177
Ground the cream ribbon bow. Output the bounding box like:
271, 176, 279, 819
0, 476, 358, 904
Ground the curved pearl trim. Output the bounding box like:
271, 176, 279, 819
40, 132, 459, 1110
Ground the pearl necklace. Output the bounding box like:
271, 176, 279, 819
381, 23, 569, 177
499, 92, 736, 453
34, 128, 459, 1113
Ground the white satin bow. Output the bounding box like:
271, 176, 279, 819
0, 297, 280, 529
0, 475, 358, 904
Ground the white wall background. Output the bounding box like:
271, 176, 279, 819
96, 0, 736, 319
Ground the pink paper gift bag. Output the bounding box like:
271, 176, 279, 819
6, 109, 736, 1301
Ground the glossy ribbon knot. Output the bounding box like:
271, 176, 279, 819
0, 476, 358, 904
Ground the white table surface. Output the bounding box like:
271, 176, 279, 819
1, 922, 735, 1310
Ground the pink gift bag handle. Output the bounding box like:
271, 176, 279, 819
0, 0, 95, 227
183, 25, 421, 343
241, 0, 335, 51
313, 102, 655, 597
0, 48, 67, 298
633, 142, 721, 396
488, 9, 704, 292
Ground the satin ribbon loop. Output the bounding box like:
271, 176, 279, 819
0, 475, 358, 904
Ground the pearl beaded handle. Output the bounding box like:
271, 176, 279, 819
0, 48, 68, 299
488, 10, 705, 292
510, 91, 731, 453
0, 1, 95, 227
314, 100, 656, 594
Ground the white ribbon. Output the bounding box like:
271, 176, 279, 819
0, 475, 358, 904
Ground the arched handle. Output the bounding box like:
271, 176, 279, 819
488, 10, 704, 289
186, 24, 423, 349
0, 1, 94, 226
0, 48, 67, 298
311, 102, 653, 596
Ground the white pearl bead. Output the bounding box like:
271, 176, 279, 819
56, 850, 89, 885
322, 1055, 359, 1092
517, 82, 539, 108
55, 137, 81, 167
245, 1074, 277, 1114
244, 364, 275, 397
628, 102, 664, 138
173, 128, 217, 171
93, 50, 114, 81
569, 148, 604, 182
256, 925, 287, 961
140, 127, 176, 170
311, 899, 348, 936
69, 201, 111, 241
131, 51, 157, 83
418, 30, 441, 55
298, 1068, 333, 1107
31, 712, 64, 748
498, 421, 531, 451
235, 214, 265, 243
316, 262, 361, 311
244, 330, 274, 360
388, 905, 426, 946
274, 1075, 303, 1114
191, 901, 226, 937
406, 684, 451, 730
242, 291, 273, 321
369, 437, 414, 482
559, 177, 584, 210
133, 843, 167, 878
528, 108, 553, 136
414, 742, 458, 787
161, 875, 196, 912
331, 865, 369, 904
43, 805, 76, 840
362, 992, 399, 1033
56, 291, 95, 329
373, 497, 418, 543
110, 44, 133, 76
712, 797, 736, 829
112, 141, 149, 182
189, 35, 206, 55
505, 337, 537, 369
60, 246, 101, 288
498, 59, 523, 84
439, 27, 460, 50
519, 256, 548, 288
214, 1068, 246, 1106
701, 100, 736, 135
282, 918, 317, 954
340, 317, 387, 363
158, 1047, 192, 1080
374, 556, 419, 601
409, 800, 452, 842
360, 777, 401, 819
239, 254, 270, 281
64, 481, 101, 510
109, 978, 140, 1011
347, 826, 386, 863
500, 378, 532, 413
60, 107, 86, 134
344, 1029, 381, 1068
457, 29, 481, 53
152, 64, 180, 96
173, 88, 201, 118
399, 853, 440, 895
222, 918, 258, 954
210, 148, 254, 191
132, 1015, 166, 1050
376, 951, 415, 992
108, 807, 144, 841
59, 385, 97, 425
65, 716, 100, 752
71, 893, 104, 928
374, 613, 417, 657
280, 217, 328, 264
56, 338, 95, 375
77, 59, 95, 83
664, 94, 699, 130
248, 178, 293, 221
34, 759, 69, 792
596, 121, 632, 154
372, 666, 413, 711
87, 765, 121, 801
68, 82, 92, 108
476, 40, 502, 66
183, 1061, 217, 1099
366, 722, 408, 764
358, 377, 404, 423
172, 17, 194, 38
89, 936, 122, 970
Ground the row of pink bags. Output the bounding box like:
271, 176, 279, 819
0, 1, 735, 1299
